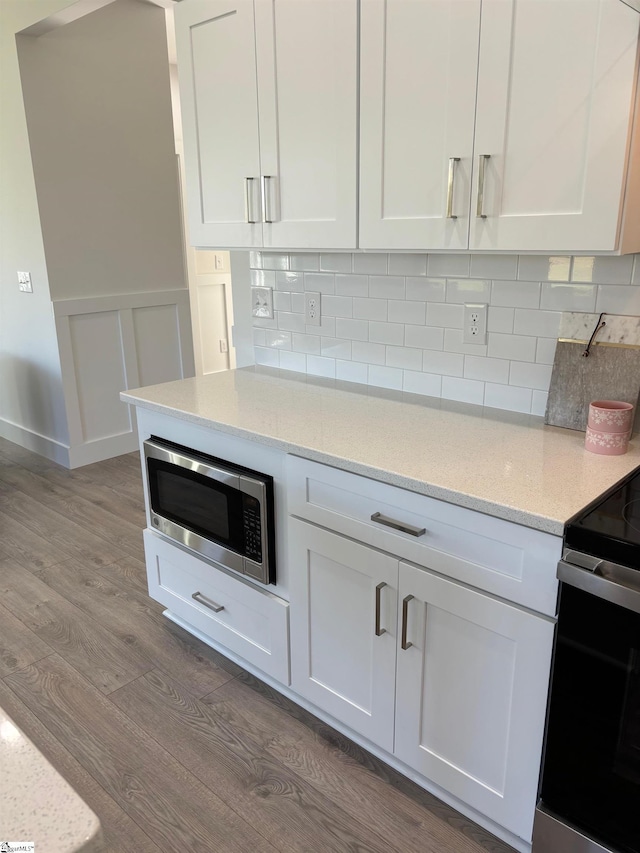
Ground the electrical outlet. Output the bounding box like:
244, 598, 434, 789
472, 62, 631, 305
251, 285, 273, 319
219, 339, 228, 353
463, 303, 488, 345
305, 291, 321, 326
214, 253, 224, 270
17, 271, 32, 292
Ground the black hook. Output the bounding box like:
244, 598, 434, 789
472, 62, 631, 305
582, 312, 606, 358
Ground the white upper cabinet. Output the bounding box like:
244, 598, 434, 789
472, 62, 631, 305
471, 0, 640, 253
175, 0, 358, 249
359, 0, 640, 253
359, 0, 481, 250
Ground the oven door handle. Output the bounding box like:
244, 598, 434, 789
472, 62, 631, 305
558, 558, 640, 615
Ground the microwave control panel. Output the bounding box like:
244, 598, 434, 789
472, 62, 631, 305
242, 494, 263, 563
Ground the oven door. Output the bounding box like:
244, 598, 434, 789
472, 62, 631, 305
535, 560, 640, 853
145, 440, 248, 573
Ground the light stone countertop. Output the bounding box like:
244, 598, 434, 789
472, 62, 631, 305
121, 367, 640, 536
0, 708, 102, 852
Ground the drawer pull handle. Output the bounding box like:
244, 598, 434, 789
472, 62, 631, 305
192, 591, 224, 613
375, 581, 387, 637
371, 512, 426, 538
446, 156, 460, 219
401, 595, 414, 650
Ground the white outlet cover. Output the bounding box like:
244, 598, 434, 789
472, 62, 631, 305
305, 291, 321, 326
251, 286, 273, 319
463, 303, 488, 345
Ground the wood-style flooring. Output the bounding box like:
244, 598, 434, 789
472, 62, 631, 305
0, 436, 515, 852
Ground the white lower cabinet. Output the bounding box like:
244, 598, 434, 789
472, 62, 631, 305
288, 517, 555, 843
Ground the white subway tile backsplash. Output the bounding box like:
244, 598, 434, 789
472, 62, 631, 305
513, 309, 562, 338
422, 350, 464, 377
509, 361, 553, 391
403, 370, 442, 398
487, 307, 515, 334
536, 337, 558, 365
596, 285, 640, 315
369, 275, 405, 299
303, 272, 335, 294
322, 295, 353, 318
353, 297, 388, 321
488, 332, 537, 362
405, 325, 444, 350
464, 355, 510, 384
307, 355, 336, 378
368, 364, 403, 390
279, 350, 306, 373
406, 277, 446, 302
336, 274, 369, 297
386, 346, 422, 371
353, 253, 388, 275
446, 279, 491, 304
470, 254, 519, 280
443, 328, 487, 357
427, 254, 470, 277
426, 303, 465, 328
336, 318, 369, 341
250, 251, 640, 415
388, 300, 426, 325
320, 253, 352, 273
292, 333, 321, 354
388, 254, 428, 276
291, 253, 319, 271
484, 383, 532, 414
491, 280, 541, 309
337, 360, 368, 384
517, 255, 570, 282
321, 337, 352, 359
369, 321, 405, 346
442, 376, 484, 405
540, 282, 596, 312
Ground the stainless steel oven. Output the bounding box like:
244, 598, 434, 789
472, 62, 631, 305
533, 468, 640, 853
144, 437, 276, 585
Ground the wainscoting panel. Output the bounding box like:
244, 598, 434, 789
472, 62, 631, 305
54, 289, 194, 468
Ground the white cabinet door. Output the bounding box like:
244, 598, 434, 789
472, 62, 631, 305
289, 518, 398, 751
394, 561, 554, 842
359, 0, 481, 250
255, 0, 358, 249
175, 0, 263, 248
470, 0, 640, 252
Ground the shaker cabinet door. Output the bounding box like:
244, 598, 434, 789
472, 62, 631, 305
289, 518, 398, 751
255, 0, 358, 249
394, 560, 554, 842
470, 0, 640, 252
174, 0, 263, 247
359, 0, 481, 250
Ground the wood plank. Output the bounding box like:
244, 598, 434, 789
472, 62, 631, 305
204, 672, 516, 853
94, 554, 149, 594
111, 667, 399, 853
33, 557, 241, 697
0, 602, 53, 677
4, 655, 277, 853
0, 508, 72, 570
0, 678, 162, 853
0, 558, 152, 694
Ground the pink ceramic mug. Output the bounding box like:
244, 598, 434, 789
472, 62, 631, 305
585, 427, 631, 456
588, 401, 634, 434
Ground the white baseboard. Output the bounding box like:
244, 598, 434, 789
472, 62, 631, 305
0, 417, 70, 467
67, 430, 139, 468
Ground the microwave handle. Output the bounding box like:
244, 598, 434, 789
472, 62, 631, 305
144, 439, 240, 489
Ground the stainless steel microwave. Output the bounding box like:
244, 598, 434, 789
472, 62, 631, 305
144, 437, 276, 585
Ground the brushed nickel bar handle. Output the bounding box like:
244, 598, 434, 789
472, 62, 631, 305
371, 512, 426, 538
192, 591, 224, 613
375, 582, 387, 637
476, 154, 491, 219
401, 595, 414, 650
244, 177, 257, 224
261, 175, 274, 223
446, 157, 460, 219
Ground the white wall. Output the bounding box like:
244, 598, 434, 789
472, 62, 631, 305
0, 0, 76, 460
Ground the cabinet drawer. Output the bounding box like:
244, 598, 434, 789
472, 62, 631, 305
144, 530, 290, 684
287, 456, 560, 616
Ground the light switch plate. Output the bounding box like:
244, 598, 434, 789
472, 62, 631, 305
251, 286, 274, 319
17, 271, 32, 292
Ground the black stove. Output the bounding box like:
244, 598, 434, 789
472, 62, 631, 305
565, 465, 640, 570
